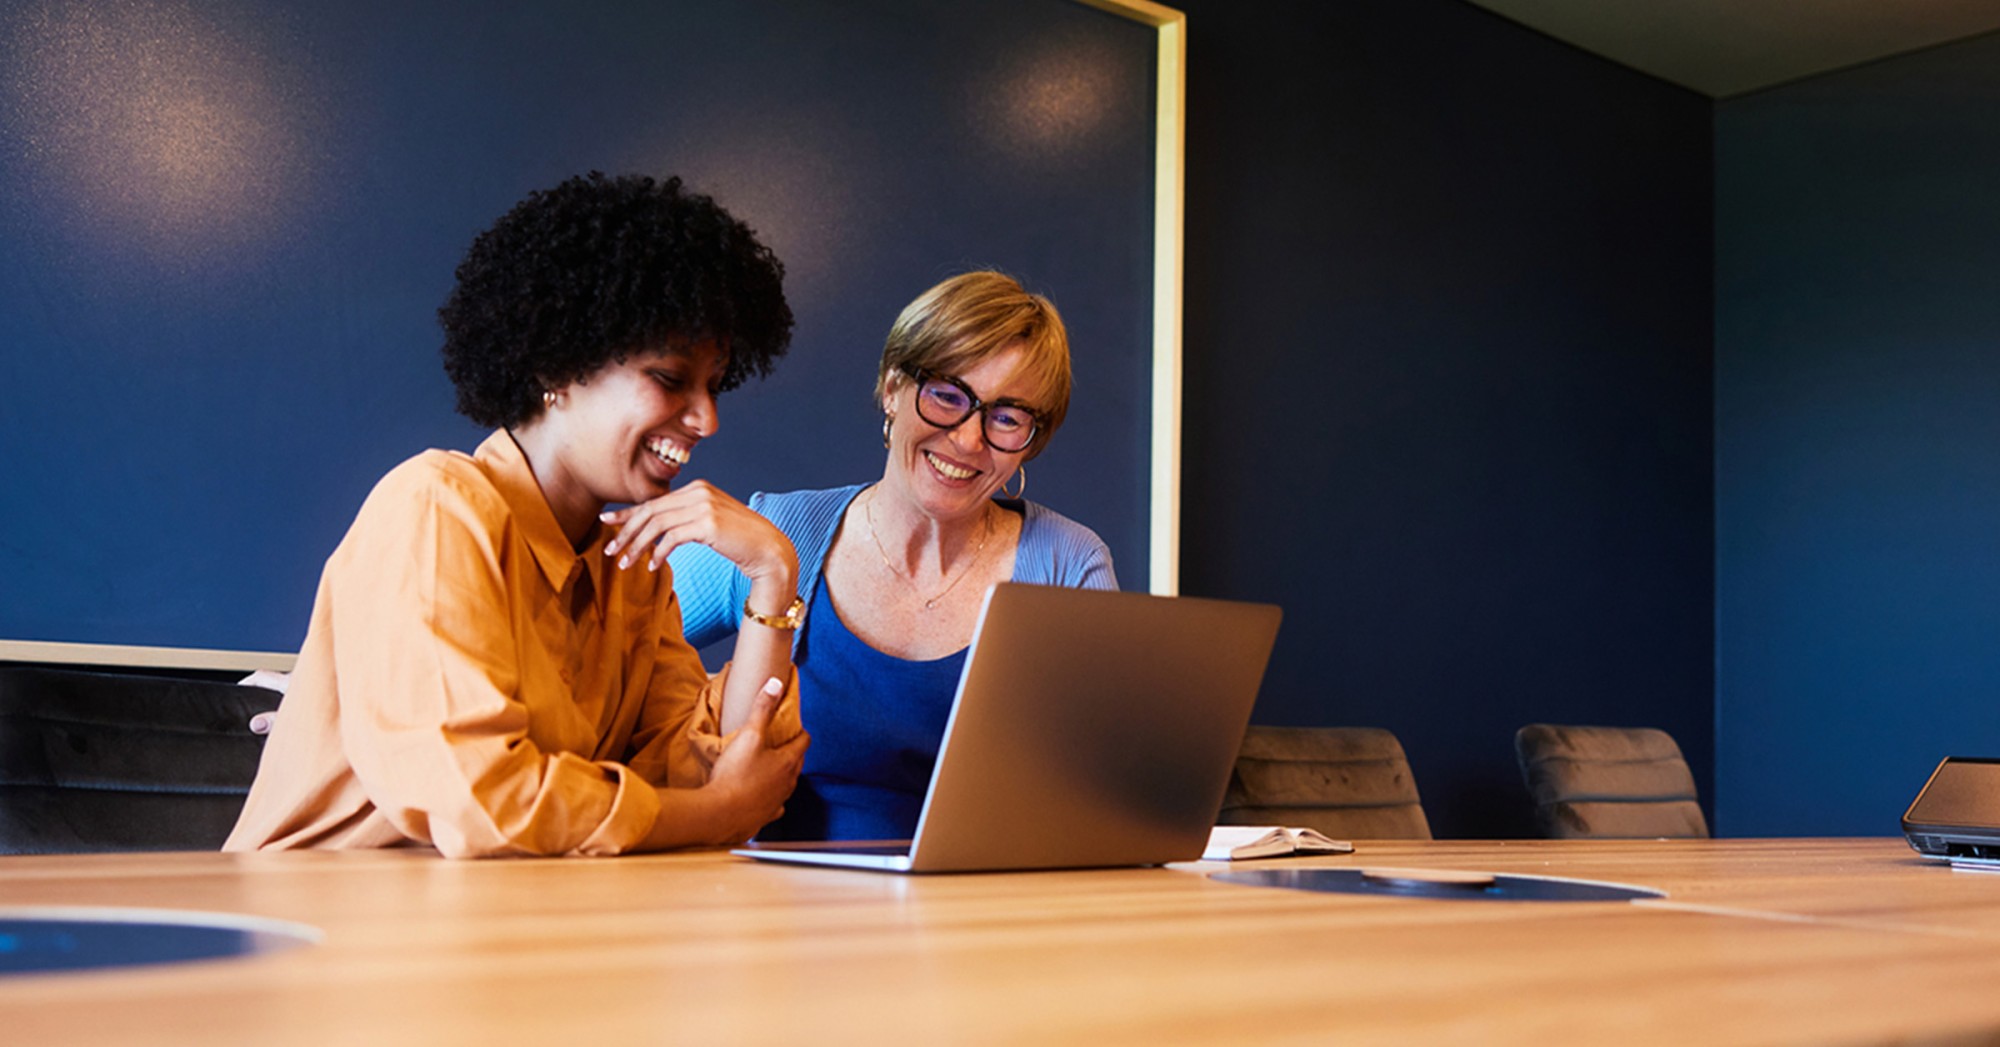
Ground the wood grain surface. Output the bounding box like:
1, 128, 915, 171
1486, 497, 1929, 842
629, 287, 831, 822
1, 838, 1995, 1045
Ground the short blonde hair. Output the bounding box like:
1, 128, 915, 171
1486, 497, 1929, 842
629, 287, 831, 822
874, 271, 1072, 459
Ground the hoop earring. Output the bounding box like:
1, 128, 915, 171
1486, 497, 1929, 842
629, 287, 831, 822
542, 389, 559, 411
1001, 465, 1026, 500
882, 412, 894, 449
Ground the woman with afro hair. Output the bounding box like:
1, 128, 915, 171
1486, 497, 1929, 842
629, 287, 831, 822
228, 173, 808, 858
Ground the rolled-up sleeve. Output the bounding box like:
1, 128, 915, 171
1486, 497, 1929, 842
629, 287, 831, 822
646, 660, 803, 788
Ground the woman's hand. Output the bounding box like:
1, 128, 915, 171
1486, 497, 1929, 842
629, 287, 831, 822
600, 480, 797, 587
697, 678, 809, 844
606, 481, 799, 739
642, 678, 808, 850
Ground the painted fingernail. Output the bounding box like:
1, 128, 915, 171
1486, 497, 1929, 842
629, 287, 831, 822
617, 555, 632, 568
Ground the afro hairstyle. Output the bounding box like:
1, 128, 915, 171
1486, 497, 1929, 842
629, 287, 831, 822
439, 172, 793, 429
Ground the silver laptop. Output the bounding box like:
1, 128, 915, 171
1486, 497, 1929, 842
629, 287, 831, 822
733, 582, 1282, 873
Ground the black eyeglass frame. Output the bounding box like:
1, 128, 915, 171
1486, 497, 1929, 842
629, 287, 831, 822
897, 364, 1043, 453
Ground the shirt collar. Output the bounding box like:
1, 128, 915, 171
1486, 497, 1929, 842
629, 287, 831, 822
475, 429, 600, 593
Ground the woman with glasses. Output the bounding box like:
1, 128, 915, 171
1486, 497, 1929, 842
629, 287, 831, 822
670, 271, 1116, 842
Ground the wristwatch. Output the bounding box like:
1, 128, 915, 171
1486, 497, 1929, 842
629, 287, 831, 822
742, 595, 806, 631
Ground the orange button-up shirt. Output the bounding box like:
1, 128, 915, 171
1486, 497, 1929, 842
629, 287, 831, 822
225, 430, 796, 858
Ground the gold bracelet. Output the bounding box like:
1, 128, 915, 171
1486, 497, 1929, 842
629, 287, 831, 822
742, 595, 806, 631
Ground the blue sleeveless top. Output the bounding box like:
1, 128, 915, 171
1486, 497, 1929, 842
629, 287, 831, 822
755, 576, 966, 842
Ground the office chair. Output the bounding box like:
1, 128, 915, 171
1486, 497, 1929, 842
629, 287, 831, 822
0, 665, 281, 854
1514, 723, 1708, 839
1216, 725, 1433, 839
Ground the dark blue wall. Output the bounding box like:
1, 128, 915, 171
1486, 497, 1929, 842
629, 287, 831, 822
36, 0, 1969, 842
0, 0, 1157, 652
1715, 32, 2000, 836
1174, 0, 1715, 838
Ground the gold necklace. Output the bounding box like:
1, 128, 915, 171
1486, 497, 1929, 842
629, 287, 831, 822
862, 487, 994, 610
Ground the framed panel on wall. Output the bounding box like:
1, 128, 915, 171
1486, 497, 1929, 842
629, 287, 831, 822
0, 0, 1184, 669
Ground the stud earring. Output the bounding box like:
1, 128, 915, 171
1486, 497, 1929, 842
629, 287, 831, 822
1001, 465, 1026, 500
542, 389, 559, 411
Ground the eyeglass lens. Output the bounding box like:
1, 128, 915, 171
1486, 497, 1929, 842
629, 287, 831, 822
915, 377, 1036, 451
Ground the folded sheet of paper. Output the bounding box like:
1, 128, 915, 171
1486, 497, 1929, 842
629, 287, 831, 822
238, 669, 293, 695
1203, 825, 1355, 861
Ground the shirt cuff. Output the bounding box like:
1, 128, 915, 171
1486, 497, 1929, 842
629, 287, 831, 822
571, 761, 664, 857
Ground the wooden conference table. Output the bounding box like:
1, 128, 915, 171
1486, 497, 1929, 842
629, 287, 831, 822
3, 838, 1999, 1045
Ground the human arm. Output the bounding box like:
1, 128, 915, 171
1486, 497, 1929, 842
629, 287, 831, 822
1070, 541, 1117, 591
622, 582, 804, 813
600, 479, 798, 736
637, 676, 806, 848
664, 540, 748, 649
1024, 502, 1119, 591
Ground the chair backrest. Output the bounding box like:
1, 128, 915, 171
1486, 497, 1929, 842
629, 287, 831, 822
0, 666, 282, 854
1514, 723, 1708, 839
1217, 725, 1432, 840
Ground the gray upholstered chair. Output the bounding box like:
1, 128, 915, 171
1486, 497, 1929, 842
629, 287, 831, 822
0, 666, 281, 854
1514, 723, 1708, 839
1216, 725, 1432, 840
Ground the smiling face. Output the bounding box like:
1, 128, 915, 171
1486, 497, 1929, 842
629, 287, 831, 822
880, 344, 1037, 524
524, 339, 726, 541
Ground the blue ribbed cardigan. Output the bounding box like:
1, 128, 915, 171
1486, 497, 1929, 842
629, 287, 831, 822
668, 484, 1118, 657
